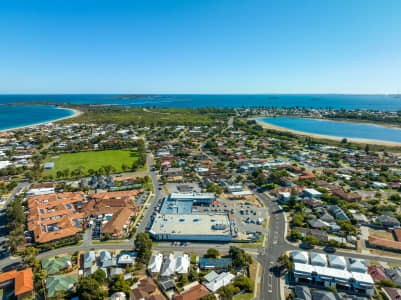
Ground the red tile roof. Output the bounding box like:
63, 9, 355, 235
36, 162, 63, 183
101, 207, 133, 236
27, 192, 85, 243
0, 269, 33, 296
332, 189, 362, 202
174, 284, 210, 300
368, 266, 388, 281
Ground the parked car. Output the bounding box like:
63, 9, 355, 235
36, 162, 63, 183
300, 243, 314, 250
324, 247, 336, 253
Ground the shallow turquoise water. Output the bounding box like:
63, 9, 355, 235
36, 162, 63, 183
0, 105, 73, 131
258, 117, 401, 143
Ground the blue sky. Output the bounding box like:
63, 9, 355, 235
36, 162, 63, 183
0, 0, 400, 94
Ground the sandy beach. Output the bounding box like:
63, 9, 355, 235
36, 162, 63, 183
0, 107, 83, 133
255, 118, 401, 147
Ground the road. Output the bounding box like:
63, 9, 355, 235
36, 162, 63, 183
0, 181, 31, 263
254, 190, 401, 300
2, 123, 401, 299
0, 143, 165, 270
256, 192, 287, 300
134, 152, 164, 237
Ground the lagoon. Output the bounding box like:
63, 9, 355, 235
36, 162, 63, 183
257, 117, 401, 144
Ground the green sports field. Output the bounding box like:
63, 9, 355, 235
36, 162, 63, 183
44, 150, 144, 177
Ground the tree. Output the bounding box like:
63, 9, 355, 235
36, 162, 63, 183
75, 277, 107, 300
229, 246, 252, 268
277, 254, 294, 272
177, 274, 189, 288
91, 269, 106, 284
22, 246, 38, 267
63, 168, 70, 178
288, 189, 297, 208
338, 220, 357, 235
6, 226, 25, 254
134, 232, 152, 264
277, 254, 290, 266
104, 165, 116, 175
109, 274, 130, 296
206, 248, 220, 258
7, 198, 25, 228
303, 235, 319, 246
379, 279, 397, 288
292, 213, 304, 227
233, 276, 254, 293
289, 230, 302, 241
217, 284, 240, 300
389, 194, 401, 202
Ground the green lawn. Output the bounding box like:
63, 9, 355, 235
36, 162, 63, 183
92, 240, 125, 245
234, 292, 254, 300
44, 150, 145, 177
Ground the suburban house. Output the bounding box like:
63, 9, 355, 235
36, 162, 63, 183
199, 258, 232, 270
131, 278, 164, 300
174, 284, 210, 300
331, 189, 362, 202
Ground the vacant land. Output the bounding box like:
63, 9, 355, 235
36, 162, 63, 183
60, 106, 233, 127
44, 150, 144, 177
368, 228, 394, 240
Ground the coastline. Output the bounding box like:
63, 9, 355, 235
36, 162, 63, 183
252, 114, 401, 129
255, 118, 401, 147
0, 107, 82, 133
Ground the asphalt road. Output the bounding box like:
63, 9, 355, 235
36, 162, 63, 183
256, 192, 287, 300
254, 190, 401, 300
2, 135, 401, 300
0, 181, 30, 261
134, 152, 164, 237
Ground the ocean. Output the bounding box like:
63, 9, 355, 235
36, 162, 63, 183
0, 94, 400, 131
0, 105, 74, 131
0, 94, 401, 110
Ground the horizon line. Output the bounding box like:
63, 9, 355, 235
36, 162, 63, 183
0, 92, 399, 96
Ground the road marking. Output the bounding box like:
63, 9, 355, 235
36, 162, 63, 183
273, 232, 278, 244
268, 274, 273, 293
